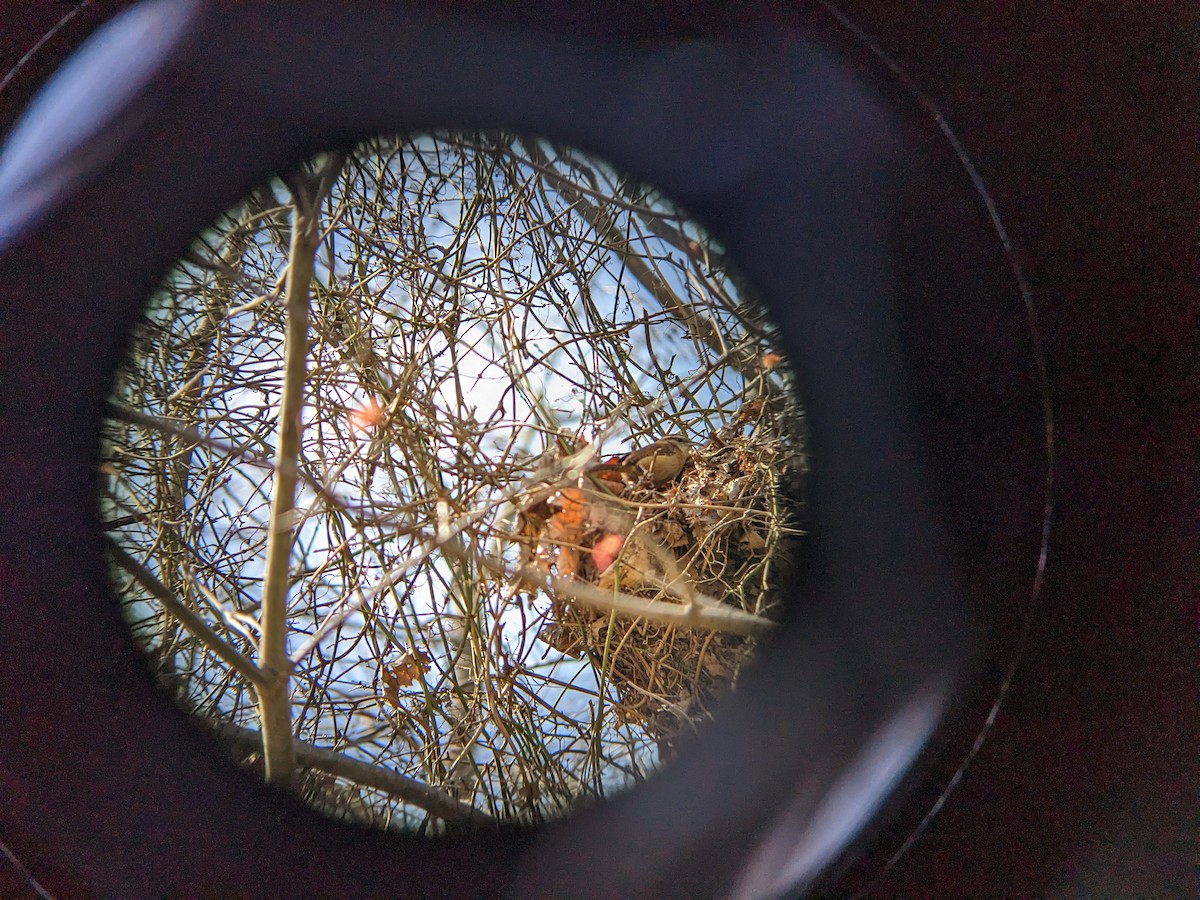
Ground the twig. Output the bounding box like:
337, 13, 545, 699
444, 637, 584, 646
540, 569, 776, 637
104, 536, 268, 687
103, 399, 346, 513
520, 138, 760, 377
206, 720, 494, 827
451, 541, 776, 637
258, 156, 345, 786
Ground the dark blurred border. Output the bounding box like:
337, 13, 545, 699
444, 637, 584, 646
2, 2, 1194, 896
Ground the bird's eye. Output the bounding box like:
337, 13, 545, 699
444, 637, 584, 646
98, 131, 807, 831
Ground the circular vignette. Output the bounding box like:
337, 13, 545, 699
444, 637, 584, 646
0, 2, 1047, 896
99, 130, 807, 832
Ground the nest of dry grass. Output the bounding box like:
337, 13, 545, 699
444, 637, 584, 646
529, 425, 803, 758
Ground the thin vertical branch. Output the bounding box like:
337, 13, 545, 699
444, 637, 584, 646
258, 152, 346, 786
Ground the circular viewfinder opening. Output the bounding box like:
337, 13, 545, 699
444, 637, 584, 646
98, 131, 807, 832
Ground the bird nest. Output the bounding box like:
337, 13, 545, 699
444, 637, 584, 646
522, 427, 803, 759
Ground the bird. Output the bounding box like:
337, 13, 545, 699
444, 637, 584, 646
621, 436, 692, 484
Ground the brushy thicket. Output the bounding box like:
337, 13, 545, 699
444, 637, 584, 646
100, 132, 805, 831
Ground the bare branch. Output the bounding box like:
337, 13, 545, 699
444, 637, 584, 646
207, 721, 495, 827
258, 162, 345, 786
104, 536, 268, 687
451, 540, 777, 638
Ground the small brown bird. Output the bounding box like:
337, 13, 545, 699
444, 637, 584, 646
622, 436, 692, 484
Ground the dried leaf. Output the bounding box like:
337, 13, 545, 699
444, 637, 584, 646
540, 488, 591, 578
735, 397, 765, 424
381, 648, 432, 703
596, 535, 656, 592
657, 518, 690, 549
555, 544, 581, 579
740, 528, 768, 550
539, 623, 583, 657
546, 487, 587, 533
701, 655, 735, 679
381, 669, 400, 709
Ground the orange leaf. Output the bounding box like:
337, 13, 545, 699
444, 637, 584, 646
348, 396, 385, 432
546, 487, 587, 532
381, 648, 432, 702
